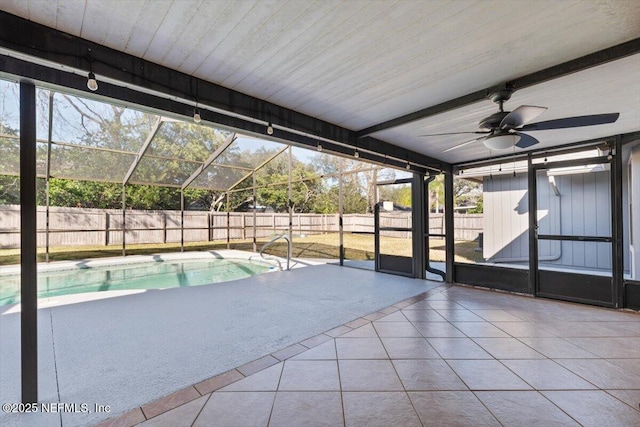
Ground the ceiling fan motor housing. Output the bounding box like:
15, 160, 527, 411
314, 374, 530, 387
478, 111, 509, 131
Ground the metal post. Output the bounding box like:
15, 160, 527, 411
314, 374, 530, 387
444, 171, 455, 283
527, 154, 537, 295
20, 81, 38, 404
45, 92, 53, 263
339, 158, 344, 265
288, 146, 293, 260
411, 173, 426, 279
612, 136, 624, 307
226, 192, 230, 249
180, 190, 184, 252
374, 202, 380, 271
253, 171, 257, 252
122, 185, 126, 257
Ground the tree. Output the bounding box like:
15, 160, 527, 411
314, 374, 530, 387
379, 185, 411, 208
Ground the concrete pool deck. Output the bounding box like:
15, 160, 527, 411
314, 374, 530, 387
0, 251, 441, 427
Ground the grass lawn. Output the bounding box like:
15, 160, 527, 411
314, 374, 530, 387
0, 233, 484, 266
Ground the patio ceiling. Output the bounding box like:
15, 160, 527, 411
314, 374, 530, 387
0, 0, 639, 165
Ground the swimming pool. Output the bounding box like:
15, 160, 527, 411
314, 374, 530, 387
0, 257, 273, 306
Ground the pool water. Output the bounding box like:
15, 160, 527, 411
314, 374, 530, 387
0, 258, 272, 306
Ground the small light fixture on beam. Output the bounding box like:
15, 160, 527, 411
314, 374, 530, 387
266, 122, 274, 135
87, 71, 98, 91
354, 148, 359, 158
317, 142, 323, 152
406, 162, 411, 170
193, 106, 201, 124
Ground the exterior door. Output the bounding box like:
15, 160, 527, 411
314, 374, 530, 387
531, 156, 617, 307
375, 181, 413, 277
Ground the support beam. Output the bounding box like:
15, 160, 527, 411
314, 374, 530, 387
180, 190, 185, 253
181, 133, 237, 190
288, 147, 293, 246
226, 192, 230, 250
527, 154, 537, 295
612, 135, 624, 307
252, 172, 257, 252
121, 184, 126, 257
123, 117, 163, 185
444, 172, 455, 283
0, 11, 445, 172
411, 173, 426, 279
339, 158, 344, 266
20, 81, 38, 404
45, 91, 53, 263
356, 37, 640, 137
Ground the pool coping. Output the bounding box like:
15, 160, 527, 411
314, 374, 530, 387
92, 283, 451, 427
0, 250, 284, 276
1, 250, 323, 311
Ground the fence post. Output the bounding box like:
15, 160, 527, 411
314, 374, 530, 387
208, 213, 212, 242
105, 212, 110, 246
163, 212, 167, 243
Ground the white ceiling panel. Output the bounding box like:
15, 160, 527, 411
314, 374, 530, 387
1, 0, 639, 165
122, 0, 173, 57
141, 0, 204, 64
373, 54, 640, 164
55, 0, 86, 36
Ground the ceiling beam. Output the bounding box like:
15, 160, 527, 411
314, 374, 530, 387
355, 38, 640, 138
0, 11, 448, 173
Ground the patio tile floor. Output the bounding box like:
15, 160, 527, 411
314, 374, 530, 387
98, 284, 640, 427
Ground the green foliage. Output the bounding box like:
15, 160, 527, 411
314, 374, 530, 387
379, 185, 411, 208
0, 175, 20, 204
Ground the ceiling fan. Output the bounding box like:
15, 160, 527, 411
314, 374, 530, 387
420, 89, 620, 153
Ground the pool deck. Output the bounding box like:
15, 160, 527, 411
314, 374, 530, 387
0, 251, 441, 427
102, 282, 640, 427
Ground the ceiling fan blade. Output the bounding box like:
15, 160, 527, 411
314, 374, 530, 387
500, 105, 547, 129
442, 136, 487, 153
520, 113, 619, 131
419, 131, 489, 137
515, 132, 539, 149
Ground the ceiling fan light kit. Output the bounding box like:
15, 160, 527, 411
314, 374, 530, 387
484, 133, 520, 150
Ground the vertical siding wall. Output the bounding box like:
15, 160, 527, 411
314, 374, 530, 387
483, 174, 530, 261
484, 170, 612, 271
549, 170, 611, 270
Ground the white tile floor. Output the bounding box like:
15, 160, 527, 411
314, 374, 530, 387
117, 285, 640, 427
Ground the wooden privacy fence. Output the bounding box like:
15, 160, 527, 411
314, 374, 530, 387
0, 205, 482, 248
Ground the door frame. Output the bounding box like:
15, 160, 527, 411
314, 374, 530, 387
528, 153, 622, 308
374, 178, 414, 277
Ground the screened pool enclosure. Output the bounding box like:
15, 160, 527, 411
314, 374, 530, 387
0, 78, 423, 268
